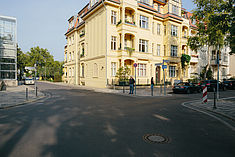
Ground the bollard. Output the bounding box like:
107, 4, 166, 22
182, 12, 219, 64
213, 91, 217, 109
36, 86, 38, 97
26, 88, 28, 101
160, 84, 162, 95
151, 85, 153, 96
203, 86, 207, 103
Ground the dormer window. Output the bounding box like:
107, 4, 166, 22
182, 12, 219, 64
140, 0, 149, 5
90, 0, 99, 7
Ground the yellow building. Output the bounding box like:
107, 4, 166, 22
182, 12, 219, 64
63, 0, 192, 88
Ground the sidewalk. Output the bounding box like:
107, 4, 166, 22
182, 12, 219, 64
42, 81, 172, 97
188, 98, 235, 121
0, 85, 44, 109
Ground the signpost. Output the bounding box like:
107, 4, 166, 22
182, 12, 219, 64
133, 63, 137, 95
155, 60, 169, 96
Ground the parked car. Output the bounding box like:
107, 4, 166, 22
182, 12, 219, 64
223, 80, 235, 90
173, 82, 201, 94
199, 80, 225, 92
24, 78, 35, 85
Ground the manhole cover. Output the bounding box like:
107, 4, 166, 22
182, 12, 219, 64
143, 134, 169, 144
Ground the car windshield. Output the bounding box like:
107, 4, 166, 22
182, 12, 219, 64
177, 83, 190, 86
25, 78, 33, 80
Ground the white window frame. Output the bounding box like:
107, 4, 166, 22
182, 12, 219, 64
157, 44, 161, 56
111, 11, 117, 25
137, 64, 146, 77
172, 5, 179, 15
169, 66, 176, 78
93, 63, 98, 77
111, 36, 117, 50
171, 25, 178, 36
139, 39, 148, 53
171, 45, 178, 57
157, 24, 161, 35
140, 15, 149, 29
111, 62, 117, 76
140, 0, 149, 5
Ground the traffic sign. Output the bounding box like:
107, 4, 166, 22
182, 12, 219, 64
162, 65, 167, 69
133, 63, 138, 68
155, 63, 163, 66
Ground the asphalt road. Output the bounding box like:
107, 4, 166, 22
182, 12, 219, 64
0, 82, 235, 157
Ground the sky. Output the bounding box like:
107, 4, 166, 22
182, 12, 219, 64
0, 0, 196, 61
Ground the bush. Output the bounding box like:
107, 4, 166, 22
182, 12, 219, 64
54, 72, 62, 82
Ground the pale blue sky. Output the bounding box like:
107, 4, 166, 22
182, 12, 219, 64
0, 0, 195, 61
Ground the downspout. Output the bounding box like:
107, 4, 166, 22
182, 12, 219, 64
102, 0, 108, 87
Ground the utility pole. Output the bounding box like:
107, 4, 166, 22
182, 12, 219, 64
217, 46, 220, 100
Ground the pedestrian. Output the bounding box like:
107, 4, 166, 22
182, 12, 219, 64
129, 76, 135, 94
151, 77, 154, 96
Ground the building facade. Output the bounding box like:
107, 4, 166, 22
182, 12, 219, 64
64, 0, 227, 88
0, 15, 17, 86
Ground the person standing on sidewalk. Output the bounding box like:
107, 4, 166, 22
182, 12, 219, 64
151, 77, 154, 96
129, 76, 135, 94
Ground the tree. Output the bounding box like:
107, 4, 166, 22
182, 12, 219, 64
115, 66, 131, 84
188, 0, 233, 80
17, 46, 29, 80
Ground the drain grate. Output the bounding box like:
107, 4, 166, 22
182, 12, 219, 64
143, 134, 169, 144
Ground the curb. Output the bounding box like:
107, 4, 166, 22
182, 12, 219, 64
0, 90, 50, 110
40, 81, 172, 97
182, 99, 235, 131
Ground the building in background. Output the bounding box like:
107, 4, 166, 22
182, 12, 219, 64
229, 54, 235, 79
0, 15, 17, 86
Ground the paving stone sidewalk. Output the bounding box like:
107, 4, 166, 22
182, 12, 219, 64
190, 98, 235, 121
0, 85, 44, 109
42, 81, 172, 97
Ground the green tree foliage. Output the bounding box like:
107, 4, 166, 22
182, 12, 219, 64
181, 54, 191, 69
115, 66, 131, 84
17, 46, 63, 81
17, 46, 29, 80
189, 0, 234, 53
200, 67, 213, 80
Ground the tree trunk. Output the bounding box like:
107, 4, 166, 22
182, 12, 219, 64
204, 45, 211, 80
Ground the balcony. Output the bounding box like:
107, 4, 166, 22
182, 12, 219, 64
190, 55, 199, 63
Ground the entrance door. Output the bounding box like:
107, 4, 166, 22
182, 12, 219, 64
156, 66, 161, 84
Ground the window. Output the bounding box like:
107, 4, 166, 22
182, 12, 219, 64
139, 39, 148, 52
224, 55, 228, 62
140, 0, 149, 4
111, 62, 116, 76
172, 5, 179, 15
140, 15, 149, 29
152, 22, 154, 34
171, 45, 178, 57
164, 45, 166, 56
152, 43, 154, 54
111, 36, 117, 50
69, 52, 71, 61
69, 68, 71, 77
169, 66, 176, 77
222, 68, 226, 76
72, 67, 74, 77
72, 35, 74, 45
171, 25, 178, 36
93, 63, 98, 77
157, 44, 160, 56
81, 64, 84, 77
72, 51, 74, 61
164, 25, 166, 35
111, 11, 117, 25
157, 24, 161, 35
184, 30, 187, 38
137, 64, 146, 76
